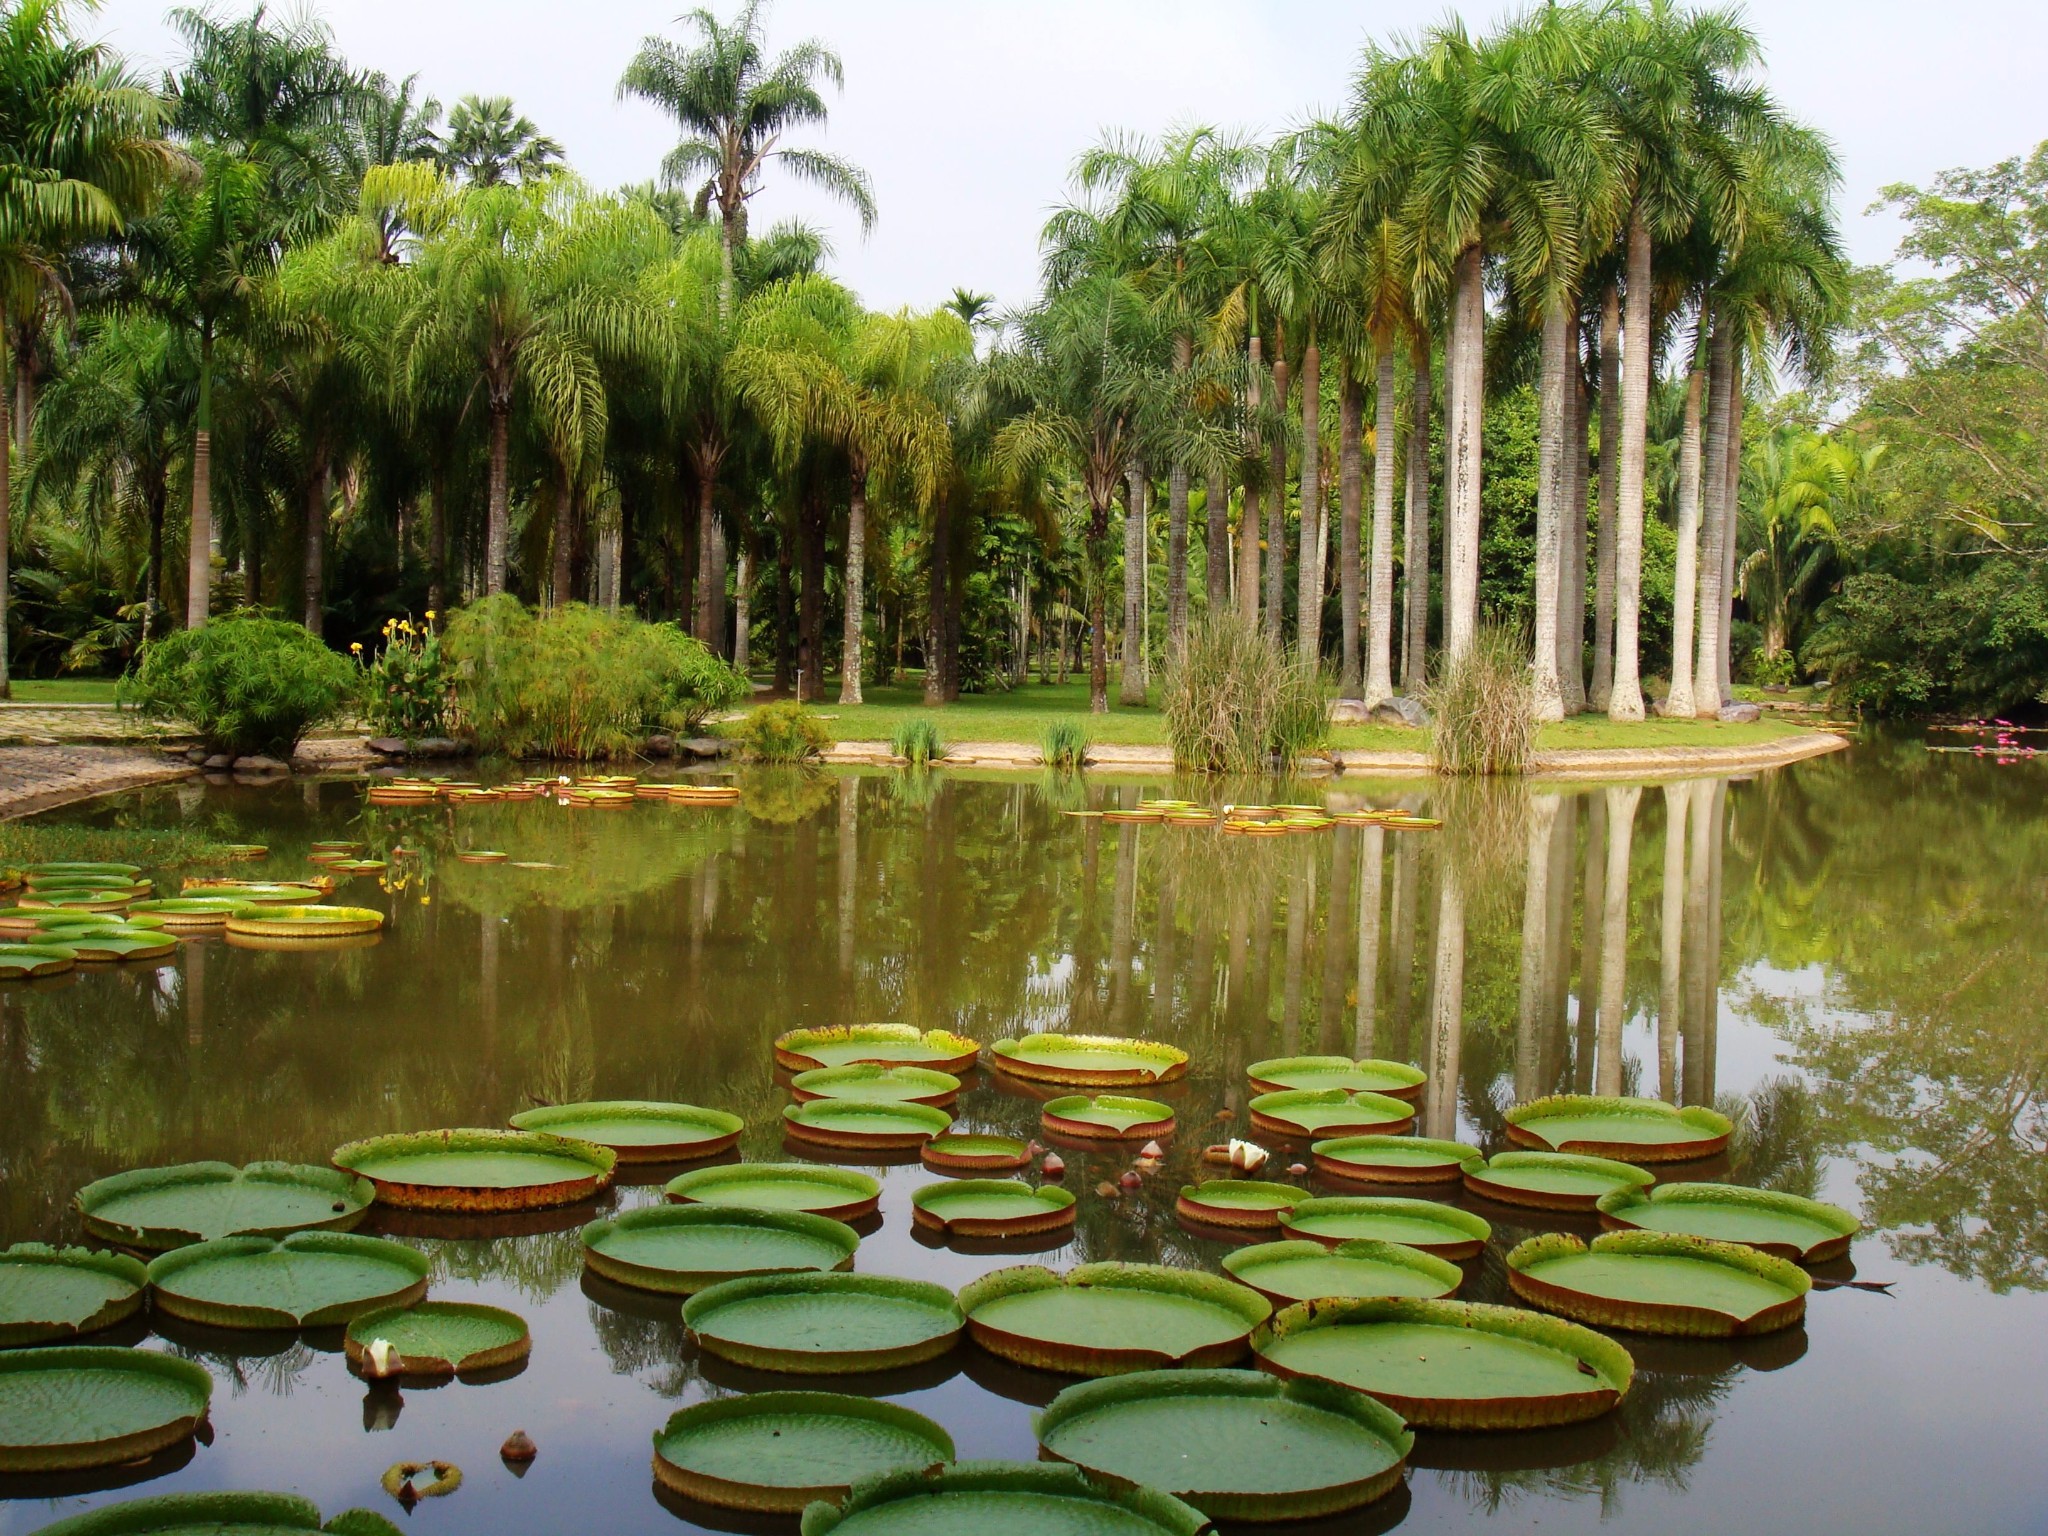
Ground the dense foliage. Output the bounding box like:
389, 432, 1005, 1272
121, 611, 354, 754
355, 614, 451, 739
730, 699, 831, 762
1161, 614, 1326, 774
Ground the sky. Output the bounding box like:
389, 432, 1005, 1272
77, 0, 2048, 313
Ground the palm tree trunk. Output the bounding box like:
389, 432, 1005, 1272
144, 476, 167, 641
1560, 335, 1590, 713
1425, 863, 1466, 1140
1205, 466, 1229, 611
1590, 285, 1621, 708
1444, 243, 1484, 661
1353, 824, 1386, 1055
1088, 498, 1110, 713
14, 352, 34, 457
1365, 346, 1399, 705
1516, 794, 1561, 1101
484, 398, 510, 599
840, 471, 866, 703
1666, 362, 1706, 717
1238, 333, 1264, 628
550, 469, 575, 609
692, 475, 716, 645
1718, 355, 1743, 702
1402, 333, 1431, 694
1576, 789, 1606, 1091
1265, 348, 1289, 645
1694, 317, 1731, 715
734, 544, 753, 675
302, 448, 329, 636
187, 334, 216, 628
1338, 364, 1365, 698
426, 466, 447, 613
1296, 337, 1322, 657
1532, 297, 1571, 721
1595, 783, 1641, 1095
1658, 782, 1690, 1102
711, 519, 730, 659
1120, 463, 1147, 704
1609, 214, 1654, 721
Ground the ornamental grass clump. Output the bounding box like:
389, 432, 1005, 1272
730, 701, 832, 763
1162, 614, 1327, 775
890, 717, 945, 767
120, 612, 356, 757
1424, 621, 1537, 776
1041, 718, 1088, 771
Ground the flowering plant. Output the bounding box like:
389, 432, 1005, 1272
355, 612, 453, 739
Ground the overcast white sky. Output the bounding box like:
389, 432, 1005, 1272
77, 0, 2048, 313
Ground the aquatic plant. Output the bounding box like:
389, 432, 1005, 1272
1161, 614, 1327, 774
1040, 718, 1088, 770
890, 716, 945, 767
355, 613, 452, 740
730, 700, 832, 762
1424, 620, 1536, 776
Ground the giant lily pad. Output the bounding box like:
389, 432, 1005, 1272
1504, 1095, 1732, 1162
911, 1179, 1076, 1239
225, 906, 384, 939
1173, 1181, 1303, 1231
790, 1065, 962, 1108
1247, 1056, 1427, 1102
1253, 1298, 1635, 1430
0, 1245, 148, 1347
506, 1100, 743, 1163
344, 1301, 530, 1377
1596, 1183, 1860, 1264
179, 882, 326, 906
1462, 1152, 1656, 1211
581, 1204, 859, 1294
19, 892, 132, 912
0, 943, 75, 979
1506, 1231, 1810, 1337
1034, 1368, 1413, 1522
1311, 1136, 1481, 1187
25, 863, 140, 878
57, 927, 180, 962
773, 1024, 980, 1074
0, 1347, 213, 1472
957, 1263, 1271, 1376
1221, 1240, 1462, 1307
331, 1129, 615, 1212
921, 1133, 1033, 1174
653, 1391, 954, 1513
125, 899, 255, 931
782, 1099, 953, 1151
75, 1162, 374, 1250
1249, 1090, 1416, 1139
666, 1163, 881, 1223
1041, 1095, 1175, 1142
989, 1033, 1189, 1087
26, 1490, 403, 1536
682, 1273, 963, 1374
145, 1233, 430, 1329
1279, 1198, 1491, 1260
798, 1461, 1208, 1536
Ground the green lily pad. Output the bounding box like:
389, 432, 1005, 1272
1311, 1136, 1481, 1186
1596, 1183, 1861, 1263
507, 1100, 743, 1163
1041, 1095, 1175, 1140
1034, 1368, 1413, 1522
225, 906, 383, 939
1504, 1095, 1733, 1162
922, 1133, 1033, 1173
0, 1245, 148, 1347
773, 1023, 981, 1073
912, 1179, 1076, 1239
791, 1064, 963, 1106
331, 1129, 616, 1211
1462, 1151, 1657, 1210
581, 1204, 859, 1294
58, 927, 180, 962
1253, 1298, 1635, 1430
0, 1346, 214, 1472
682, 1273, 963, 1374
1280, 1197, 1491, 1260
1249, 1089, 1416, 1138
1507, 1231, 1811, 1336
798, 1461, 1208, 1536
177, 883, 323, 905
666, 1163, 882, 1222
75, 1162, 374, 1250
1173, 1180, 1304, 1230
26, 863, 141, 878
126, 899, 256, 930
782, 1099, 953, 1149
0, 943, 76, 979
344, 1300, 530, 1377
24, 1490, 403, 1536
145, 1233, 431, 1329
957, 1263, 1271, 1376
1221, 1239, 1463, 1305
1247, 1056, 1427, 1101
990, 1033, 1189, 1087
653, 1391, 954, 1513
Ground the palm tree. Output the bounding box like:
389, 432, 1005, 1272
619, 1, 874, 314
1738, 427, 1868, 665
440, 95, 562, 188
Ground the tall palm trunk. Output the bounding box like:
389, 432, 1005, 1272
426, 466, 447, 613
1444, 244, 1484, 661
692, 474, 717, 646
1590, 286, 1621, 707
1559, 336, 1590, 712
1337, 365, 1365, 697
549, 467, 575, 609
302, 443, 330, 635
1657, 782, 1690, 1101
840, 468, 866, 703
1693, 320, 1731, 715
1608, 214, 1654, 721
1665, 362, 1706, 718
1515, 794, 1561, 1100
1532, 297, 1571, 721
1265, 347, 1289, 645
734, 544, 752, 675
1401, 333, 1431, 693
1717, 355, 1743, 703
1364, 345, 1399, 705
1295, 339, 1322, 657
1087, 493, 1111, 713
1166, 334, 1193, 661
1353, 824, 1386, 1055
187, 332, 216, 628
1238, 333, 1263, 627
1205, 466, 1229, 611
144, 475, 167, 641
1425, 862, 1466, 1140
1120, 463, 1147, 704
1595, 783, 1641, 1095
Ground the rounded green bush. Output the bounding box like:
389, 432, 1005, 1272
121, 613, 355, 756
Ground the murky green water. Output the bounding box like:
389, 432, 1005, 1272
2, 744, 2044, 1534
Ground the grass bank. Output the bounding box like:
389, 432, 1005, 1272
2, 679, 121, 704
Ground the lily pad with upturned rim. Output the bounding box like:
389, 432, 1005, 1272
144, 1232, 430, 1329
912, 1180, 1076, 1239
1462, 1152, 1656, 1211
0, 1245, 148, 1347
24, 863, 140, 878
1253, 1298, 1635, 1431
653, 1391, 954, 1513
75, 1162, 375, 1250
225, 906, 384, 939
1247, 1056, 1428, 1102
782, 1099, 954, 1151
957, 1263, 1271, 1377
1595, 1183, 1860, 1263
798, 1461, 1209, 1536
581, 1204, 859, 1294
179, 881, 326, 905
1041, 1095, 1175, 1142
921, 1133, 1033, 1174
125, 899, 255, 931
1173, 1180, 1304, 1231
666, 1163, 882, 1223
1221, 1240, 1462, 1306
0, 1346, 214, 1472
55, 927, 180, 962
1249, 1089, 1417, 1139
1280, 1198, 1491, 1260
1311, 1136, 1481, 1186
344, 1300, 530, 1377
22, 1490, 403, 1536
506, 1100, 743, 1163
682, 1272, 963, 1375
331, 1129, 616, 1212
990, 1033, 1189, 1087
790, 1064, 963, 1108
1506, 1231, 1810, 1336
0, 943, 76, 979
1034, 1368, 1413, 1522
1504, 1095, 1732, 1162
773, 1024, 981, 1074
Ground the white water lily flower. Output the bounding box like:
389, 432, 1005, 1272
363, 1338, 400, 1378
1228, 1138, 1270, 1173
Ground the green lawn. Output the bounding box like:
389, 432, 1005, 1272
739, 680, 1813, 754
2, 678, 121, 704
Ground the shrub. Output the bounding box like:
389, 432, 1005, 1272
441, 596, 746, 759
1041, 718, 1088, 771
121, 612, 355, 756
891, 716, 945, 767
1161, 613, 1328, 774
730, 700, 833, 763
355, 613, 452, 740
1424, 621, 1536, 776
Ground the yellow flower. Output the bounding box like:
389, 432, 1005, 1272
425, 610, 437, 622
350, 642, 363, 654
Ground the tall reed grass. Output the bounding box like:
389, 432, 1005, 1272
1040, 719, 1088, 771
890, 717, 945, 767
1424, 621, 1537, 776
1161, 614, 1328, 774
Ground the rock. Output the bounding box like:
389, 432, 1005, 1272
644, 734, 676, 758
414, 737, 463, 758
678, 737, 730, 759
233, 755, 288, 774
367, 737, 408, 757
1762, 683, 1789, 695
203, 753, 233, 771
1717, 702, 1763, 724
1370, 696, 1431, 729
186, 746, 209, 765
1328, 698, 1374, 726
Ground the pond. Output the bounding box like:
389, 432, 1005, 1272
2, 744, 2044, 1534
